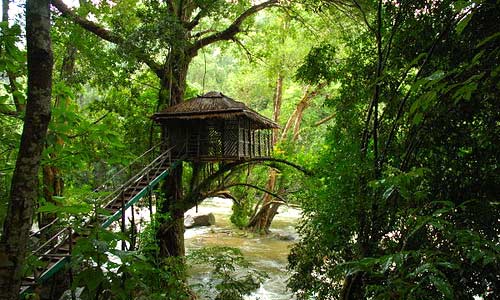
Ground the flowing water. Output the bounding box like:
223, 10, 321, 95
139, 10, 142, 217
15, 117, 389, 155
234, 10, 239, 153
185, 198, 301, 300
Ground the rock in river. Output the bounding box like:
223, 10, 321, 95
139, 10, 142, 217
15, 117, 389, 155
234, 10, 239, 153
184, 212, 216, 228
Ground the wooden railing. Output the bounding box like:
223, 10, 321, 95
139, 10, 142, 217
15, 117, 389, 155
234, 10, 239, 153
21, 142, 187, 296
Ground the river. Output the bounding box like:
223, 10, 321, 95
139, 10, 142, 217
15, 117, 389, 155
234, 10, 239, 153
184, 198, 300, 300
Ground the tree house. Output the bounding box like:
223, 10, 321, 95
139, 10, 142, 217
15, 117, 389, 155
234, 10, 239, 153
152, 91, 278, 161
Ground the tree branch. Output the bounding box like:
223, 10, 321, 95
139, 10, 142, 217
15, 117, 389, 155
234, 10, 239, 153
352, 0, 375, 34
191, 0, 278, 52
202, 182, 287, 208
51, 0, 121, 44
314, 113, 336, 126
191, 29, 216, 39
182, 157, 310, 211
186, 8, 205, 30
50, 0, 163, 76
224, 183, 287, 203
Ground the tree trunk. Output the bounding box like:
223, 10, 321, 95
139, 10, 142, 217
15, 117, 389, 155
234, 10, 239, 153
156, 48, 193, 258
247, 74, 284, 233
0, 1, 53, 298
272, 74, 283, 144
2, 0, 8, 23
158, 48, 193, 108
246, 169, 280, 233
157, 164, 185, 258
292, 100, 308, 141
247, 84, 324, 233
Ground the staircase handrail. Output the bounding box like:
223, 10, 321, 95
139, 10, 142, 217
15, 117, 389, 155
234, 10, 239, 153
29, 143, 166, 239
22, 142, 188, 295
99, 145, 176, 208
93, 142, 165, 193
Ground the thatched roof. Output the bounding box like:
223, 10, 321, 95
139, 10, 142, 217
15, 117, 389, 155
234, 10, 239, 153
152, 91, 279, 129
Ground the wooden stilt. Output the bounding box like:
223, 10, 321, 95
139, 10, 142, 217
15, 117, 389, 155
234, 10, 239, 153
148, 187, 153, 217
68, 227, 76, 300
121, 192, 126, 251
130, 204, 136, 251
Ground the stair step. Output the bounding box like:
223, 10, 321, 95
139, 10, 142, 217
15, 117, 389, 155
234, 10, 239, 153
125, 186, 147, 191
41, 256, 63, 263
55, 248, 70, 254
106, 205, 119, 211
58, 246, 71, 253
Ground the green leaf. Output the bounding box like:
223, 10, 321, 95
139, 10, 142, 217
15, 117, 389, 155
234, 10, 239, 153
429, 275, 454, 299
455, 12, 472, 35
413, 112, 423, 125
476, 31, 500, 48
425, 70, 445, 81
383, 186, 395, 200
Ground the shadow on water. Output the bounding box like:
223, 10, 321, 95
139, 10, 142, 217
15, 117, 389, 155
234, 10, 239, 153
185, 198, 300, 300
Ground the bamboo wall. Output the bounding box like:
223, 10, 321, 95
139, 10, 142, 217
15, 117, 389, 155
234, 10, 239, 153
165, 119, 272, 161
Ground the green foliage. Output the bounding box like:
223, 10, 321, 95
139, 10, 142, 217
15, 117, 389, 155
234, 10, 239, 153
296, 44, 337, 84
70, 224, 190, 300
230, 200, 253, 228
288, 0, 500, 299
0, 21, 25, 225
188, 246, 268, 300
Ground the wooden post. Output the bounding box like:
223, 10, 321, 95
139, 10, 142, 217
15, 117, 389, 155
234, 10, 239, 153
130, 204, 136, 251
197, 126, 200, 159
258, 130, 262, 157
268, 131, 272, 156
68, 227, 76, 300
221, 122, 225, 158
251, 130, 255, 158
121, 192, 126, 251
148, 187, 153, 217
238, 119, 241, 159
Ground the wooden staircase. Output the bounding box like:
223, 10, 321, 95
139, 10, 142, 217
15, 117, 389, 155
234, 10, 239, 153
20, 143, 184, 296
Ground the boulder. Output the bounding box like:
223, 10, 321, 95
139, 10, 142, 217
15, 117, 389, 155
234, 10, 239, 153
275, 233, 296, 241
184, 213, 216, 228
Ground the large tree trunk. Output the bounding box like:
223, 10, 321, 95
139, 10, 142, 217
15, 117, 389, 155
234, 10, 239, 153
156, 48, 194, 258
0, 1, 53, 298
158, 48, 193, 108
157, 164, 185, 258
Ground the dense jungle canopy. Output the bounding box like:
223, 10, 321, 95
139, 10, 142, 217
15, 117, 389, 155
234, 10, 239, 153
0, 0, 499, 299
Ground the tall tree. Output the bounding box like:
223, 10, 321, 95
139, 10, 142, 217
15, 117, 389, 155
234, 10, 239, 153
0, 0, 53, 298
50, 0, 279, 258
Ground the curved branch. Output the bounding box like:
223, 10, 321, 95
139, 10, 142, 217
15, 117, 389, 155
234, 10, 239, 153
238, 157, 311, 175
182, 157, 310, 210
50, 0, 162, 76
195, 183, 286, 213
224, 183, 287, 203
191, 0, 279, 52
51, 0, 121, 44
